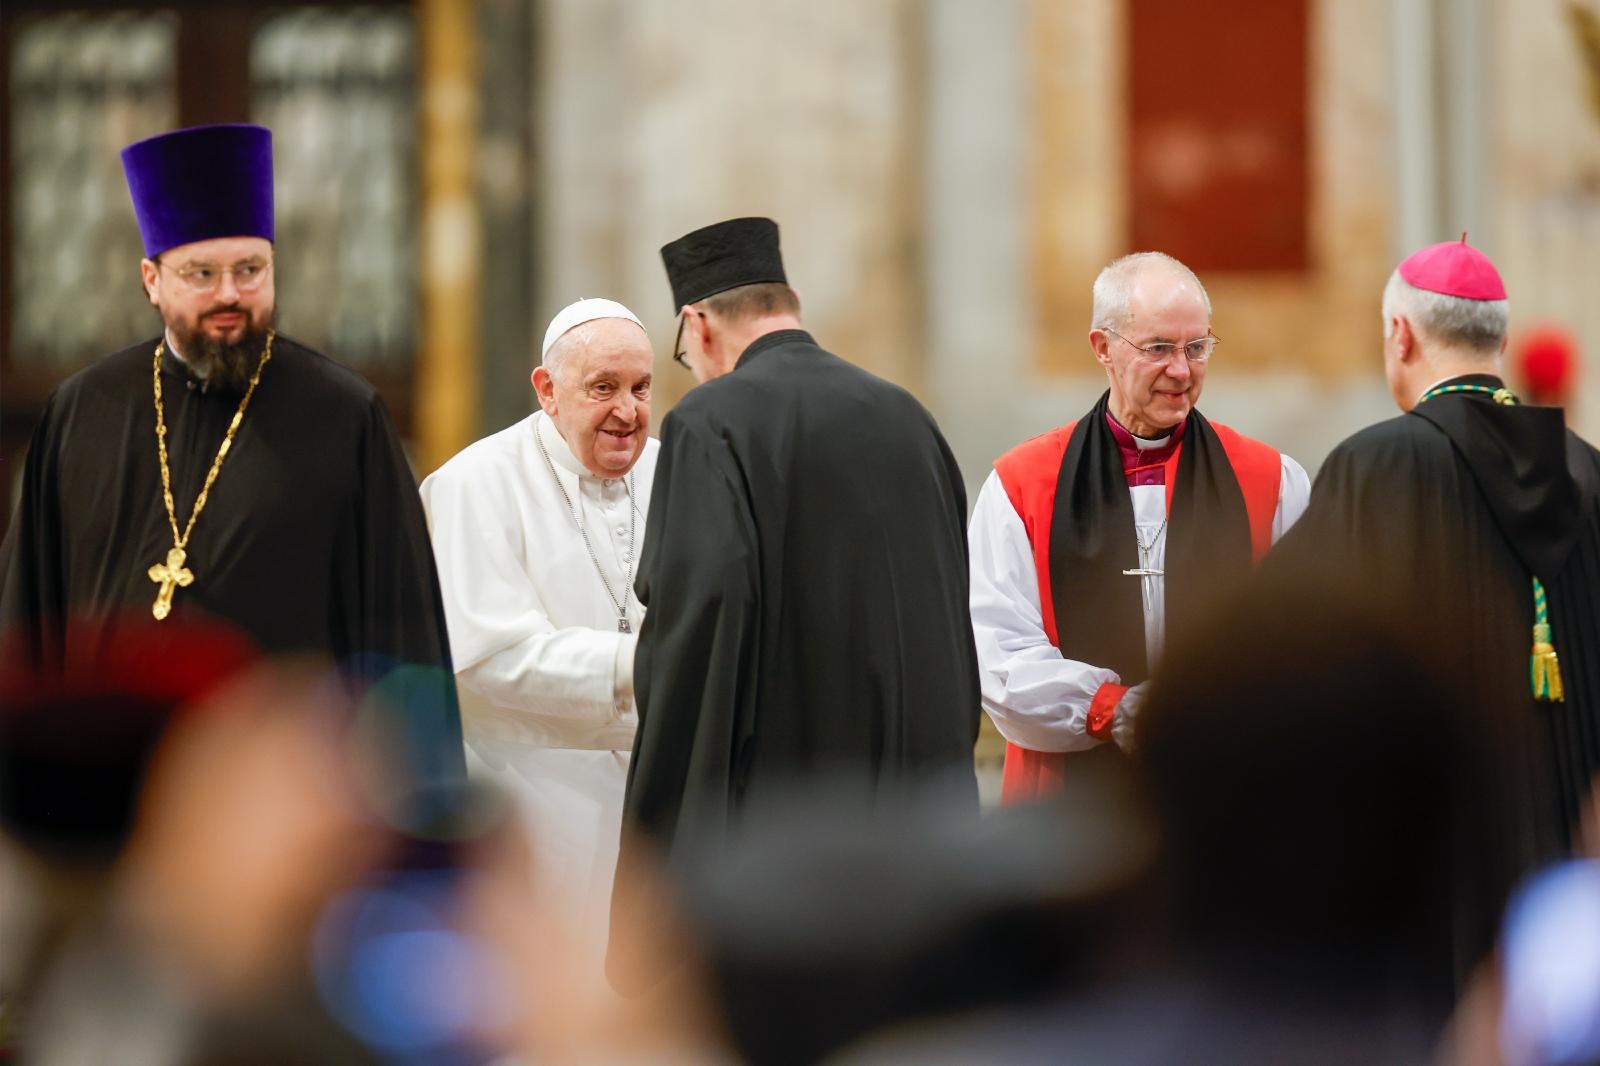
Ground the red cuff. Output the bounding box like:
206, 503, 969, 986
1087, 682, 1128, 741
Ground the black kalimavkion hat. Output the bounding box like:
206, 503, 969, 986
660, 216, 787, 311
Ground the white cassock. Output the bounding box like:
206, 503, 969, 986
968, 433, 1312, 751
420, 409, 657, 933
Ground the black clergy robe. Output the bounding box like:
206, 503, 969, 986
621, 330, 981, 874
0, 335, 465, 784
1271, 373, 1600, 980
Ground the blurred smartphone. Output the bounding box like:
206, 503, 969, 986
1500, 860, 1600, 1066
310, 838, 510, 1065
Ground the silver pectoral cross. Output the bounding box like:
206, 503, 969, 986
1125, 517, 1167, 580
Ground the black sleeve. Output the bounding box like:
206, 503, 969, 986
624, 411, 761, 859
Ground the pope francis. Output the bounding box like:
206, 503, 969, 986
421, 298, 658, 938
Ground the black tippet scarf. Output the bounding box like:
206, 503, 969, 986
1049, 391, 1256, 685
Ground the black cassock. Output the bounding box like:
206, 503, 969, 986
0, 335, 465, 784
1272, 373, 1600, 980
623, 330, 981, 867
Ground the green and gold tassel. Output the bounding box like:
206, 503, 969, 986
1531, 578, 1565, 703
1416, 386, 1564, 703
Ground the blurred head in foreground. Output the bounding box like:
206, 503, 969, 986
0, 616, 259, 874
0, 620, 410, 1062
1137, 569, 1496, 994
655, 771, 1156, 1066
833, 576, 1500, 1065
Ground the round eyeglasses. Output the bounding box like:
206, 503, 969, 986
157, 257, 273, 295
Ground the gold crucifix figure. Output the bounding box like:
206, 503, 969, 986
148, 546, 194, 620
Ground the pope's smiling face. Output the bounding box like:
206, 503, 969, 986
1091, 265, 1211, 437
533, 318, 653, 478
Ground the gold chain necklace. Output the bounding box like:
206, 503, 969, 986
146, 329, 275, 620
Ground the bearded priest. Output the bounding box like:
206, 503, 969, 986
0, 124, 463, 787
969, 252, 1310, 803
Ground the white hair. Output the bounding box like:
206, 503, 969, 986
540, 298, 646, 382
1381, 270, 1508, 352
541, 317, 648, 382
1091, 252, 1212, 331
541, 326, 584, 382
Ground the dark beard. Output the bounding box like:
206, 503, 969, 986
169, 318, 269, 393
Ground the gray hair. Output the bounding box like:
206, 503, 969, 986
541, 328, 582, 382
541, 318, 615, 382
1091, 252, 1213, 331
1380, 270, 1508, 353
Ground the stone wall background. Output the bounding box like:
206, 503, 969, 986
525, 0, 1600, 499
1495, 0, 1600, 437
536, 0, 925, 414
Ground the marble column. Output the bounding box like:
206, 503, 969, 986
416, 0, 482, 473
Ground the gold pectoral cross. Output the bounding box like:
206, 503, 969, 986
148, 546, 194, 620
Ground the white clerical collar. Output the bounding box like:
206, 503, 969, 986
1106, 411, 1176, 450
164, 329, 210, 379
1132, 431, 1173, 451
535, 409, 600, 481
